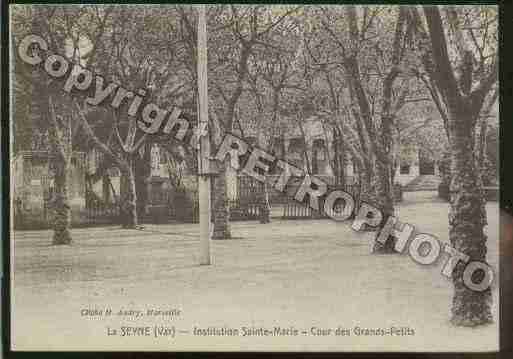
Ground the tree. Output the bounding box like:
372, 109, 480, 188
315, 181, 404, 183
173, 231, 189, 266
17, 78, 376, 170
208, 5, 303, 238
411, 5, 498, 326
65, 5, 196, 227
11, 5, 85, 244
310, 6, 417, 251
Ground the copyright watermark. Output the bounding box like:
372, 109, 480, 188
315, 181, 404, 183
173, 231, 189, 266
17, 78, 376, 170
17, 33, 496, 293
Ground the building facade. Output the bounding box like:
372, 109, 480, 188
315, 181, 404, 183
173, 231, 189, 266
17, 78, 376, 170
12, 151, 88, 227
12, 116, 440, 228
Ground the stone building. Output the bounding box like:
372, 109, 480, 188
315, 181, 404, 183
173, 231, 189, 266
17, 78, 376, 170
224, 116, 440, 200
12, 151, 88, 227
13, 115, 440, 227
137, 116, 441, 208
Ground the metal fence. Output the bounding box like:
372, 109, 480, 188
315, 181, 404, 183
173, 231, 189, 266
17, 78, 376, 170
281, 183, 361, 220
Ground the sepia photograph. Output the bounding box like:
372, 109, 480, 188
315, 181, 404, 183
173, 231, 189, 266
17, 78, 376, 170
8, 4, 500, 352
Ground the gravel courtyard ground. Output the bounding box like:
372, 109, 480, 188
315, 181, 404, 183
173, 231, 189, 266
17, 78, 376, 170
11, 192, 500, 352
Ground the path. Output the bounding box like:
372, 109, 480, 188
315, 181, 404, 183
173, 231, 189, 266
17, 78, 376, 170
11, 193, 500, 351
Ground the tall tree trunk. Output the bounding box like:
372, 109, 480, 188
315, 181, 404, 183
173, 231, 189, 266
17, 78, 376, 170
372, 159, 395, 253
357, 158, 396, 249
476, 118, 489, 185
102, 174, 111, 203
333, 133, 341, 186
259, 180, 271, 224
336, 131, 346, 187
212, 162, 231, 239
51, 156, 72, 245
134, 149, 151, 223
358, 162, 376, 218
412, 4, 496, 327
449, 108, 492, 326
119, 158, 138, 229
46, 92, 73, 245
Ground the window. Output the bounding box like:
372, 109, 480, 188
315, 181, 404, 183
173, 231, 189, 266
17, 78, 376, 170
313, 139, 326, 161
160, 148, 167, 164
400, 164, 411, 175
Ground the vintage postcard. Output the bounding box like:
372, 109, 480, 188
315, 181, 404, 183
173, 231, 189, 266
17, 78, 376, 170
8, 4, 500, 352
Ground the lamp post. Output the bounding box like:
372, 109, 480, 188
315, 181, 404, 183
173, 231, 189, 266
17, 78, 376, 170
197, 4, 212, 265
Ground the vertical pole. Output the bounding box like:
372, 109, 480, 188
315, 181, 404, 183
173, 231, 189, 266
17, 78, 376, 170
197, 5, 211, 265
